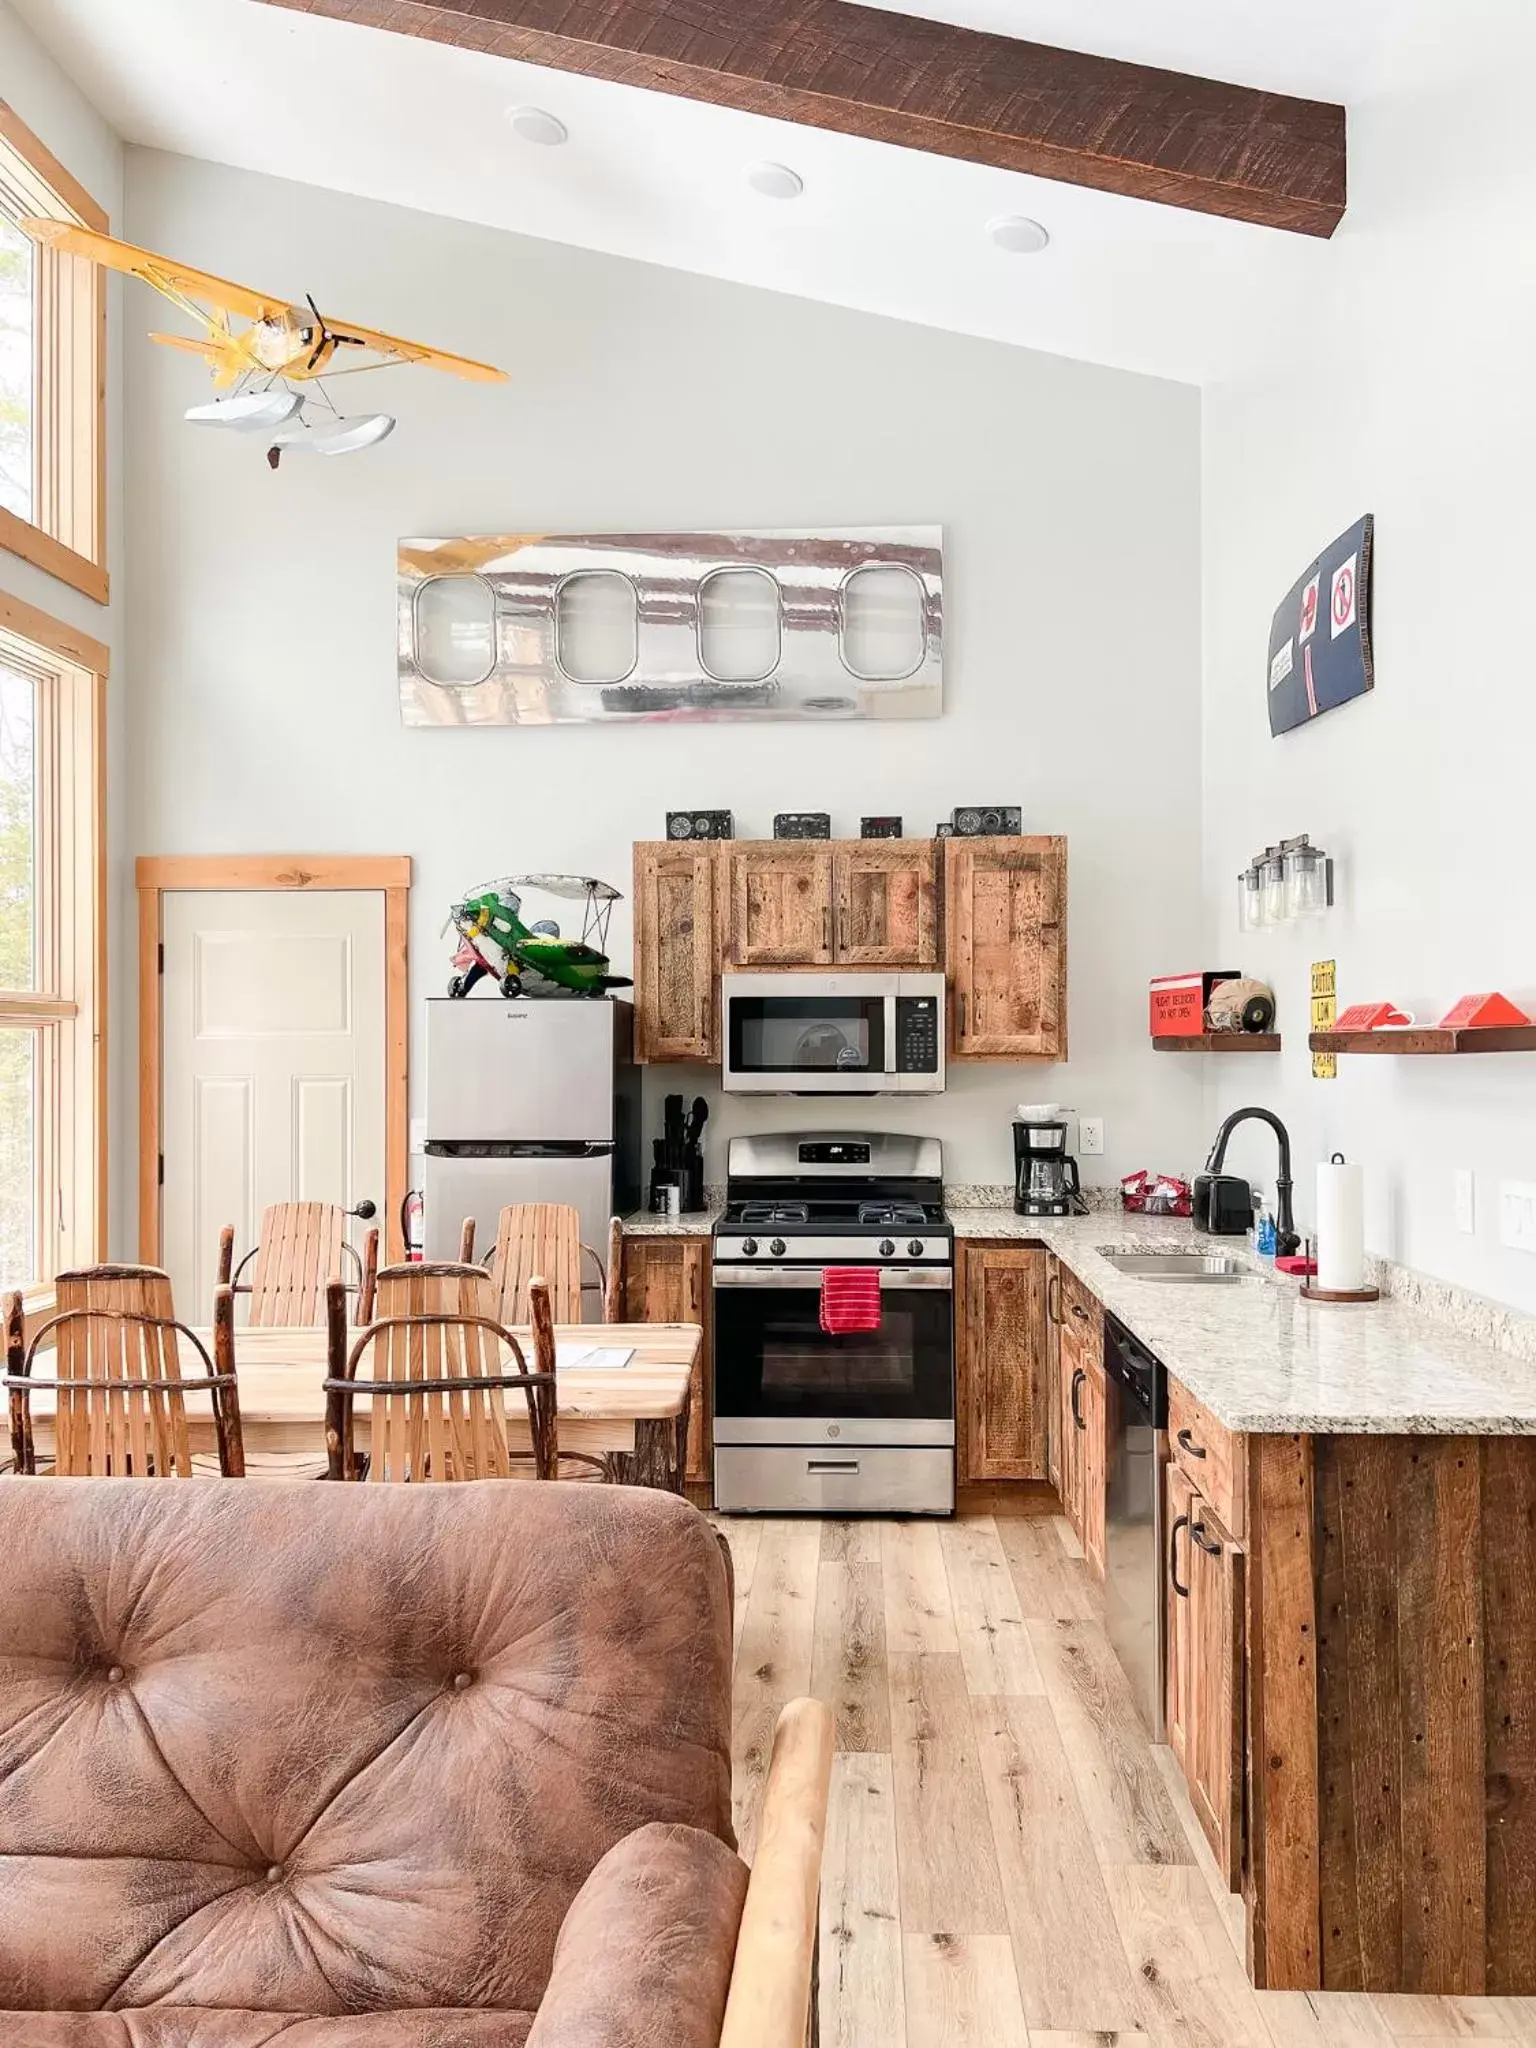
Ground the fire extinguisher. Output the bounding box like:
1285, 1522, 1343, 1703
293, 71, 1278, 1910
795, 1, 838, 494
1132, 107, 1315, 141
400, 1189, 424, 1262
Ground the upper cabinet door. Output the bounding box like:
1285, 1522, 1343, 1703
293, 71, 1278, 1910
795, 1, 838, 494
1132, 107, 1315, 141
724, 845, 834, 966
945, 836, 1067, 1060
633, 843, 719, 1062
832, 841, 938, 966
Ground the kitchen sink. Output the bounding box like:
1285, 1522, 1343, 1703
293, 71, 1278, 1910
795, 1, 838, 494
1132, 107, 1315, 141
1099, 1251, 1248, 1283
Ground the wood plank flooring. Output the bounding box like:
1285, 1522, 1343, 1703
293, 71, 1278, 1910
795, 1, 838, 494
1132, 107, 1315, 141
714, 1497, 1536, 2048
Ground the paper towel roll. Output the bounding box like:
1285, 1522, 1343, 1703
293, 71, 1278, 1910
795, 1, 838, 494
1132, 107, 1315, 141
1316, 1156, 1366, 1293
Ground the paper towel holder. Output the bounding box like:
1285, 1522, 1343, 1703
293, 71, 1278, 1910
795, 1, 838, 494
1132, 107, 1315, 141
1300, 1151, 1381, 1303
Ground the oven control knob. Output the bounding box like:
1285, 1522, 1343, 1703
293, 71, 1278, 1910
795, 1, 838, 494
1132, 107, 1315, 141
908, 1239, 925, 1258
769, 1237, 786, 1257
741, 1237, 758, 1256
879, 1238, 895, 1258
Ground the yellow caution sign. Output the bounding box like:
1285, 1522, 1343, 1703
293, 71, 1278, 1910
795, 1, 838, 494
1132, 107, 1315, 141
1312, 959, 1337, 1079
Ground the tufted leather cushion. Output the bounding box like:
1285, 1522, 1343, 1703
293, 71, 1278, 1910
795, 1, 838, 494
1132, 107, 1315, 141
0, 1480, 734, 2019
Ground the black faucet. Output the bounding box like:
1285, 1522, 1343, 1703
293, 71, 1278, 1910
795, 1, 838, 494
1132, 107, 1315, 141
1205, 1106, 1300, 1256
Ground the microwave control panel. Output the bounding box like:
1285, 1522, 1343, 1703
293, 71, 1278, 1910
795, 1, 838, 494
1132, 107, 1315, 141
895, 995, 941, 1073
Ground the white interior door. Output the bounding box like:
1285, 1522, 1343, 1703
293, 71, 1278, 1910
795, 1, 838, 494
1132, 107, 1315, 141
159, 890, 386, 1320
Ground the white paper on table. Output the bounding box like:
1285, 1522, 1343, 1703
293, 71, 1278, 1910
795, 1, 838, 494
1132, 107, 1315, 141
554, 1343, 634, 1371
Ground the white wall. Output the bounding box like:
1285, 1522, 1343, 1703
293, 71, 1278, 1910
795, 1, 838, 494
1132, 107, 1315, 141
122, 148, 1204, 1228
1201, 0, 1536, 1311
0, 0, 126, 1243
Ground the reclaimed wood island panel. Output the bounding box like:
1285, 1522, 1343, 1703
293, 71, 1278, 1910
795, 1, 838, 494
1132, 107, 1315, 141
1246, 1430, 1536, 1996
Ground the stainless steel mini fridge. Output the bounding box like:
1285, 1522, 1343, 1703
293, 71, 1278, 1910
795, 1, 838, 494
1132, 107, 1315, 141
422, 998, 640, 1313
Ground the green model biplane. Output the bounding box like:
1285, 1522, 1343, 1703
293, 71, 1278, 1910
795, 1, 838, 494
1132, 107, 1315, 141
444, 875, 633, 998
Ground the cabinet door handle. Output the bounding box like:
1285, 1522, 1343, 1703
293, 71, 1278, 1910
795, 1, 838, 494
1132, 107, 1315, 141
1176, 1427, 1207, 1460
838, 905, 848, 953
1070, 1367, 1086, 1430
1046, 1272, 1062, 1326
822, 906, 830, 954
1169, 1513, 1191, 1598
1190, 1519, 1223, 1558
807, 1457, 860, 1474
958, 990, 967, 1037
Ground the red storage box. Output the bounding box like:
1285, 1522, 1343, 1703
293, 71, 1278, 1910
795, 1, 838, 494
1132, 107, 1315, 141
1150, 971, 1239, 1037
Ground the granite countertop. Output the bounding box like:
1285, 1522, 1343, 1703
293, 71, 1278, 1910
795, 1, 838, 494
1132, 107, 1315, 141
951, 1209, 1536, 1437
620, 1202, 722, 1238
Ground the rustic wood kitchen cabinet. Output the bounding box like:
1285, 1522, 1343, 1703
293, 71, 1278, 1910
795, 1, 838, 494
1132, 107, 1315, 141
945, 835, 1067, 1060
1049, 1257, 1106, 1578
617, 1234, 711, 1485
723, 843, 834, 966
631, 833, 1065, 1063
956, 1243, 1049, 1482
832, 839, 939, 966
632, 843, 721, 1062
1165, 1455, 1245, 1891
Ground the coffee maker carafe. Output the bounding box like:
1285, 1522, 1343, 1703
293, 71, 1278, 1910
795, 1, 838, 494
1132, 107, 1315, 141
1013, 1117, 1083, 1217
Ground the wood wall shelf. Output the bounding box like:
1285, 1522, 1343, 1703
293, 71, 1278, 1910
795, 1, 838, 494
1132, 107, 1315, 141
1308, 1026, 1536, 1056
1152, 1033, 1282, 1053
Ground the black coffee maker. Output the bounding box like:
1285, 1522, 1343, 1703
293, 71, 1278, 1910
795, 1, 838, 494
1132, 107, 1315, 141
1013, 1117, 1083, 1217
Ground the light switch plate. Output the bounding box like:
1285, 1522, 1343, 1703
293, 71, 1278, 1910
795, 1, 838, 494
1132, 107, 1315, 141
1454, 1169, 1476, 1235
1080, 1117, 1104, 1157
1499, 1180, 1536, 1255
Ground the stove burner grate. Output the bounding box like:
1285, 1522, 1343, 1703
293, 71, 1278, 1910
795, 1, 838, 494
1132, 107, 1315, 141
856, 1202, 929, 1228
735, 1201, 811, 1227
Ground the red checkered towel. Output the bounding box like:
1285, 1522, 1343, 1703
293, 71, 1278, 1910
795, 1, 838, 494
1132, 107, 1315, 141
820, 1267, 882, 1335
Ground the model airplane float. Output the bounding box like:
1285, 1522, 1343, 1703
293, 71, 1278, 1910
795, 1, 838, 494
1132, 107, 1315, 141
21, 218, 506, 467
444, 877, 633, 999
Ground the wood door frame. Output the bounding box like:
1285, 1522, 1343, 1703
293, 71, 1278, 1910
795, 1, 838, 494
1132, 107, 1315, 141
136, 855, 411, 1263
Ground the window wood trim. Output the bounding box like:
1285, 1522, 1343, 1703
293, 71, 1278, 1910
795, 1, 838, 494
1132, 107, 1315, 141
0, 99, 108, 607
0, 595, 107, 1294
136, 855, 412, 1266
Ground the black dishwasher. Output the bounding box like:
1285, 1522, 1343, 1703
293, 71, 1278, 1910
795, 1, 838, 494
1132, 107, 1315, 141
1102, 1313, 1168, 1740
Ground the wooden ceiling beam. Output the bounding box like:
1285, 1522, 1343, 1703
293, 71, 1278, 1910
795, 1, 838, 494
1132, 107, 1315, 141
253, 0, 1346, 237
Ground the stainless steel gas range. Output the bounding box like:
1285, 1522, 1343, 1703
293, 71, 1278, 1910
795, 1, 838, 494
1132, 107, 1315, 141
711, 1133, 955, 1516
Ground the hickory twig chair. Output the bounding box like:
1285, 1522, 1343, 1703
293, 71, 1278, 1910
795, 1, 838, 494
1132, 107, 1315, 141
460, 1204, 620, 1326
218, 1201, 380, 1326
324, 1263, 562, 1483
6, 1267, 244, 1478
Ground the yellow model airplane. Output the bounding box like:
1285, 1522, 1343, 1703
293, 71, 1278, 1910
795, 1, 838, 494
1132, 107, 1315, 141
23, 217, 506, 465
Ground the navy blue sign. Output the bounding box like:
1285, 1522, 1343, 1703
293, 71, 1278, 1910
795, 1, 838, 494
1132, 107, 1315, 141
1267, 514, 1375, 737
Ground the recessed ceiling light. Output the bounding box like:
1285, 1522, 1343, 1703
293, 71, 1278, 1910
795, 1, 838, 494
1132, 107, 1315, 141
745, 161, 804, 200
508, 106, 568, 146
988, 215, 1050, 255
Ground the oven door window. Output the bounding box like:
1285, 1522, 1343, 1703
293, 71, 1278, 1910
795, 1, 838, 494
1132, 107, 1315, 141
727, 996, 886, 1077
714, 1275, 953, 1422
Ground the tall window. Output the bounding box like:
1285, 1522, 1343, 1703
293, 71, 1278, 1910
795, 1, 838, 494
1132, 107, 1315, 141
0, 594, 104, 1294
0, 102, 107, 606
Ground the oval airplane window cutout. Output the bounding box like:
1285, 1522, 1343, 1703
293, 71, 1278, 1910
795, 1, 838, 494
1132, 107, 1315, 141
414, 574, 497, 687
556, 570, 639, 684
698, 566, 782, 681
840, 563, 927, 681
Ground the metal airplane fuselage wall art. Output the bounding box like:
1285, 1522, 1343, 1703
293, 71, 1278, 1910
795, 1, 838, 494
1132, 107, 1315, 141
397, 527, 944, 725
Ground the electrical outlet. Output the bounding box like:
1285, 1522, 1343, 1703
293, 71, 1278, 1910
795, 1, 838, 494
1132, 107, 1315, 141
1080, 1117, 1104, 1157
1454, 1169, 1476, 1235
1499, 1181, 1536, 1255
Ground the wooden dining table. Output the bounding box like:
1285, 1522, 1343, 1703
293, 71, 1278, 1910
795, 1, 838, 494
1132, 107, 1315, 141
14, 1320, 702, 1492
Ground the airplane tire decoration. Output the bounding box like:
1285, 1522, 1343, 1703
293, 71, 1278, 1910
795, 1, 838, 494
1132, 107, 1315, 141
443, 877, 633, 999
21, 218, 506, 466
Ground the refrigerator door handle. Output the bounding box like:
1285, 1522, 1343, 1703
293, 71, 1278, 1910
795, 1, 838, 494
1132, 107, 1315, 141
423, 1140, 617, 1159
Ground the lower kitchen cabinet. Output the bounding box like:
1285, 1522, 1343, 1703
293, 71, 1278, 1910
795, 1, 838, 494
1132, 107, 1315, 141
957, 1242, 1049, 1481
1165, 1454, 1244, 1890
1051, 1259, 1107, 1579
619, 1234, 711, 1486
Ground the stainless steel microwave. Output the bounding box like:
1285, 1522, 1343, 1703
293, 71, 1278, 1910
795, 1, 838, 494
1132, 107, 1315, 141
720, 973, 946, 1093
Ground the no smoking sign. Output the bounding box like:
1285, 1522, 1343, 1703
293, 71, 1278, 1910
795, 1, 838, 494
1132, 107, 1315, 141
1331, 552, 1358, 638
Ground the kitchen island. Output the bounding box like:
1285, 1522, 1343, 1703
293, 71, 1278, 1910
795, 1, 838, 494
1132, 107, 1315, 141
950, 1207, 1536, 1999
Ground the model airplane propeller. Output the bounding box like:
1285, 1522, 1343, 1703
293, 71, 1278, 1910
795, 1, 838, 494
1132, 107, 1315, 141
21, 217, 506, 467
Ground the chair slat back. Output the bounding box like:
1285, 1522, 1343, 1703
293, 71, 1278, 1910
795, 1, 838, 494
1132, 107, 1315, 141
488, 1203, 583, 1324
56, 1266, 189, 1477
248, 1202, 347, 1326
331, 1264, 555, 1483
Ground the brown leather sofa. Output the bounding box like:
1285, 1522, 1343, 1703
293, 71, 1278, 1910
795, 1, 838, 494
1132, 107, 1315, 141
0, 1479, 831, 2048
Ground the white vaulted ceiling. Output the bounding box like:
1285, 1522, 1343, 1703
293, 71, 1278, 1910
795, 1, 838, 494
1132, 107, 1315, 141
11, 0, 1398, 383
